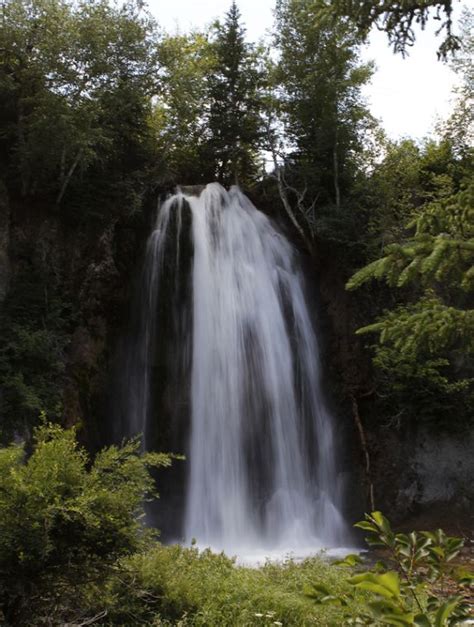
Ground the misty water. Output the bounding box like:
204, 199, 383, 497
125, 183, 351, 563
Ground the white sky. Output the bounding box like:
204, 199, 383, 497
147, 0, 466, 140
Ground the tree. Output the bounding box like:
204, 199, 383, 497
0, 420, 172, 625
359, 137, 465, 255
152, 31, 216, 184
0, 265, 74, 441
202, 1, 264, 186
345, 15, 474, 421
272, 0, 374, 241
347, 147, 474, 423
0, 0, 160, 214
322, 0, 461, 58
441, 7, 474, 159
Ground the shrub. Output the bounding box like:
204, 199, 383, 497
0, 420, 172, 625
308, 512, 473, 626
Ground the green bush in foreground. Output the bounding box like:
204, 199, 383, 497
0, 420, 172, 625
112, 516, 472, 626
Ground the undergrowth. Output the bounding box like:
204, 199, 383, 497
108, 545, 364, 626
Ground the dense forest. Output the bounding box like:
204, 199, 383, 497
0, 0, 472, 624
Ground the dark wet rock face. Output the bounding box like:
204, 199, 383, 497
0, 193, 148, 446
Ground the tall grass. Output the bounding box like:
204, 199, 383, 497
109, 544, 364, 625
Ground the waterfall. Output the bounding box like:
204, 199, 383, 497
125, 182, 348, 557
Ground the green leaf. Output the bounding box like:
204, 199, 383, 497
320, 595, 345, 605
354, 520, 378, 532
349, 572, 401, 599
370, 511, 392, 534
308, 583, 331, 596
369, 599, 400, 616
456, 568, 474, 585
380, 615, 416, 626
335, 553, 363, 567
304, 582, 343, 604
434, 598, 461, 627
413, 615, 431, 627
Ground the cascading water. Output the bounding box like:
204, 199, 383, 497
124, 182, 348, 558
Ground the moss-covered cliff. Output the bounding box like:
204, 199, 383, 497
0, 185, 153, 447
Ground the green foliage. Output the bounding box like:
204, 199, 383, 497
353, 312, 472, 418
309, 512, 473, 626
357, 297, 473, 394
322, 1, 460, 58
348, 178, 474, 293
0, 267, 74, 440
359, 139, 427, 252
0, 420, 364, 625
108, 544, 363, 625
153, 31, 217, 183
0, 0, 160, 215
439, 8, 473, 159
272, 0, 374, 236
347, 139, 474, 424
0, 424, 471, 627
202, 1, 265, 186
137, 2, 265, 188
0, 420, 172, 625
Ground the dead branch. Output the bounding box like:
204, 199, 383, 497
65, 609, 108, 627
264, 119, 315, 254
350, 391, 375, 512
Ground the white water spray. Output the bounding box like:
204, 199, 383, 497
127, 183, 348, 558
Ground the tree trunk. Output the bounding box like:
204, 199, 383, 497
56, 150, 82, 206
333, 128, 341, 211
17, 100, 29, 197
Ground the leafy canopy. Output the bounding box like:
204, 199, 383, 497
0, 0, 160, 210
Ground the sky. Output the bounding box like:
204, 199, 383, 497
147, 0, 465, 141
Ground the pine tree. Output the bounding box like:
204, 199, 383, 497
203, 1, 263, 186
347, 150, 474, 421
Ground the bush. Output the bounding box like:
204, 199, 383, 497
308, 512, 473, 626
0, 420, 172, 625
